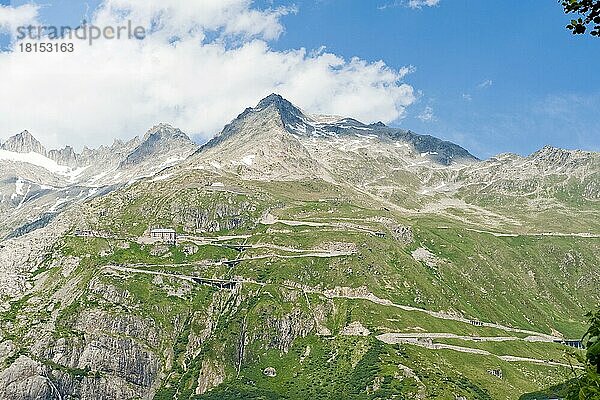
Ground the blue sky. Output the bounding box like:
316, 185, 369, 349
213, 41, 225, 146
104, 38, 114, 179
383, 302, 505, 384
267, 0, 599, 157
10, 0, 101, 25
1, 0, 598, 157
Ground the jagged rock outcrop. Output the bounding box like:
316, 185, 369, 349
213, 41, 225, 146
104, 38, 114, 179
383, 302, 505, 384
1, 131, 47, 156
0, 214, 71, 304
0, 356, 54, 400
48, 146, 78, 167
250, 308, 315, 353
120, 124, 197, 168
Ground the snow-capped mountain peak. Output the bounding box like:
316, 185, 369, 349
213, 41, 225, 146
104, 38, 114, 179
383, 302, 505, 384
201, 94, 476, 166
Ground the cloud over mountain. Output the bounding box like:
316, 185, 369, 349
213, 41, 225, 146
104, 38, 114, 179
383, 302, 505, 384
0, 0, 416, 150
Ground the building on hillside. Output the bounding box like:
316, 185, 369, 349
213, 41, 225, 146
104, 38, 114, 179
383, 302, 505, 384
150, 228, 177, 245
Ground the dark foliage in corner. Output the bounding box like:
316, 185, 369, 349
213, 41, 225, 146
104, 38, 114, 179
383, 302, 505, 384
562, 0, 600, 36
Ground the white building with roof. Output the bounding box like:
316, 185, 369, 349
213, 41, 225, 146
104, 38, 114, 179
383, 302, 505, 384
150, 228, 177, 245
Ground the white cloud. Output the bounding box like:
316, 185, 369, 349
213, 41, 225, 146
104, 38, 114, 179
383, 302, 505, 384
378, 0, 440, 10
407, 0, 441, 9
477, 79, 493, 89
0, 0, 417, 150
417, 106, 435, 122
0, 4, 39, 34
462, 93, 472, 101
94, 0, 296, 41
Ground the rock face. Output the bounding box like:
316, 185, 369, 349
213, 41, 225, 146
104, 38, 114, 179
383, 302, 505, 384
196, 360, 225, 395
120, 123, 197, 168
1, 131, 47, 155
0, 356, 54, 400
340, 321, 371, 336
0, 213, 71, 302
48, 146, 78, 167
0, 350, 157, 400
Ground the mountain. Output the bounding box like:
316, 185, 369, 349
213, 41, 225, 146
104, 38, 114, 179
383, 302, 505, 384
47, 146, 78, 167
191, 93, 477, 183
188, 95, 596, 230
449, 145, 600, 232
120, 123, 197, 168
0, 126, 199, 239
0, 94, 598, 400
202, 93, 476, 165
1, 130, 47, 155
193, 94, 334, 181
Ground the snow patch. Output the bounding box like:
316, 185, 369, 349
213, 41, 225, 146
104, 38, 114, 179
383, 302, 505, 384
66, 166, 88, 183
241, 154, 256, 166
15, 178, 25, 196
0, 149, 70, 175
151, 173, 173, 182
159, 156, 185, 169
310, 114, 345, 124
88, 171, 109, 185
49, 197, 68, 213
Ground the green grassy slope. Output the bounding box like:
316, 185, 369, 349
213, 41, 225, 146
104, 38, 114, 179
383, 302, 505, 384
1, 169, 597, 399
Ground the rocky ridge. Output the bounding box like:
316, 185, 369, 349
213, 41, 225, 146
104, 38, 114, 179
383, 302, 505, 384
0, 124, 199, 239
